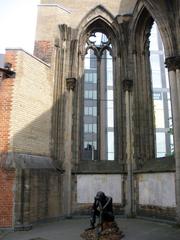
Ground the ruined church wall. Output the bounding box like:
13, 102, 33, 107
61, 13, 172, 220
34, 0, 131, 66
8, 49, 52, 157
34, 0, 123, 62
31, 0, 178, 222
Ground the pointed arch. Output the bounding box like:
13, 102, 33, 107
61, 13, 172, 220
131, 5, 153, 55
129, 0, 175, 164
129, 3, 156, 166
131, 0, 174, 57
77, 5, 120, 57
75, 5, 122, 163
78, 4, 115, 35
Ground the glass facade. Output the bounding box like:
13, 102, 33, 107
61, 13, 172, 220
83, 49, 98, 160
0, 54, 4, 68
82, 32, 114, 160
150, 23, 174, 157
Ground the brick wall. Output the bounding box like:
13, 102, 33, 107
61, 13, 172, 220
0, 50, 16, 227
34, 41, 53, 63
0, 51, 16, 157
35, 1, 121, 43
0, 169, 15, 227
0, 77, 14, 155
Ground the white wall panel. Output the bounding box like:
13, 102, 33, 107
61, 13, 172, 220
77, 174, 122, 203
139, 173, 176, 207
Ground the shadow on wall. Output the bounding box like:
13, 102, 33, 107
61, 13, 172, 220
1, 92, 68, 227
119, 0, 137, 15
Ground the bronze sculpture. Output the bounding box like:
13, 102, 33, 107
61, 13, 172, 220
81, 191, 124, 240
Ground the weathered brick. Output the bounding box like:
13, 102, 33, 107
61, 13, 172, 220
34, 40, 53, 63
0, 51, 16, 155
0, 169, 15, 227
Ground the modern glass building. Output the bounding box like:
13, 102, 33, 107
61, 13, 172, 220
0, 54, 4, 68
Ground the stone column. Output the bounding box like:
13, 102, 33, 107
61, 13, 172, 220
123, 79, 135, 216
63, 77, 76, 218
22, 169, 31, 229
165, 56, 180, 224
14, 169, 32, 230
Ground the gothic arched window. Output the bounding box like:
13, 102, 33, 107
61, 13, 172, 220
150, 23, 174, 157
82, 32, 114, 161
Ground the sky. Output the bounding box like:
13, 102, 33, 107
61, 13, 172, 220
0, 0, 40, 54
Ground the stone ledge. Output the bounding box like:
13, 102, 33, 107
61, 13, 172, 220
73, 161, 125, 174
81, 221, 124, 240
134, 157, 175, 173
137, 204, 176, 221
0, 152, 63, 171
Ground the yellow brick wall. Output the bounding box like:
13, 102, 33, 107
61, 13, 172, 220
35, 6, 61, 41
118, 0, 137, 14
35, 0, 124, 41
9, 50, 52, 156
41, 0, 122, 16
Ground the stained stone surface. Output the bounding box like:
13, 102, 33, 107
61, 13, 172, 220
29, 238, 48, 240
2, 218, 180, 240
80, 221, 124, 240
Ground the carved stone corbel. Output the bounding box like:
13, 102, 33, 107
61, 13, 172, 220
66, 77, 76, 91
122, 79, 133, 92
165, 56, 180, 71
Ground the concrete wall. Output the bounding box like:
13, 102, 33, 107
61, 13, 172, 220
138, 173, 176, 207
77, 174, 122, 204
137, 173, 176, 220
9, 49, 52, 157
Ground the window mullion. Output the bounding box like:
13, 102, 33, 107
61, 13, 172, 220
97, 57, 101, 161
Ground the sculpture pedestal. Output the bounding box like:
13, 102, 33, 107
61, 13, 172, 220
81, 221, 124, 240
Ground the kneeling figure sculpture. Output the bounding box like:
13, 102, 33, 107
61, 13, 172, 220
81, 191, 124, 240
